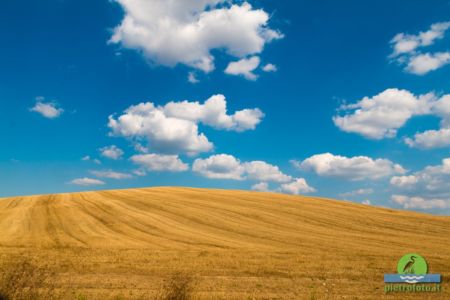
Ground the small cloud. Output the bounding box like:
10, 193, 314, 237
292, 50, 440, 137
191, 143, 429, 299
30, 97, 63, 119
90, 170, 132, 179
225, 56, 260, 80
279, 178, 316, 195
133, 169, 147, 176
188, 72, 199, 84
131, 154, 189, 172
251, 182, 270, 192
99, 145, 124, 160
340, 188, 374, 198
70, 177, 105, 186
82, 155, 101, 164
262, 63, 277, 72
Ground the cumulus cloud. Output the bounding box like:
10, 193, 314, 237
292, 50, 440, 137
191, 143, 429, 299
280, 178, 316, 195
405, 94, 450, 149
391, 195, 448, 210
405, 128, 450, 149
90, 170, 132, 179
390, 22, 450, 56
192, 154, 245, 180
108, 94, 264, 155
99, 145, 124, 160
390, 175, 418, 188
110, 0, 282, 72
406, 52, 450, 75
243, 161, 292, 183
70, 177, 105, 186
390, 22, 450, 75
193, 154, 292, 182
193, 154, 315, 194
390, 158, 450, 212
295, 153, 405, 181
225, 56, 260, 80
251, 182, 270, 192
30, 98, 63, 119
131, 154, 189, 172
333, 88, 435, 139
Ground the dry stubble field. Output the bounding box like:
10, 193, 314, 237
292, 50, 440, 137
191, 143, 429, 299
0, 187, 449, 299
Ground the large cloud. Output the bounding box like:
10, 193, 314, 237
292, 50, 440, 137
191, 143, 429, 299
390, 22, 450, 75
108, 94, 264, 155
295, 153, 405, 181
333, 88, 435, 139
110, 0, 282, 72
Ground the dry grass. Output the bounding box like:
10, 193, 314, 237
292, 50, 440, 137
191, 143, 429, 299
0, 258, 58, 300
0, 187, 449, 299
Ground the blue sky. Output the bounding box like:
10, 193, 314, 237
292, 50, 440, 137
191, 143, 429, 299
1, 0, 450, 214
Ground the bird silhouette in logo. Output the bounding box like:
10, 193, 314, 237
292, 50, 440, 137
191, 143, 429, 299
403, 255, 416, 274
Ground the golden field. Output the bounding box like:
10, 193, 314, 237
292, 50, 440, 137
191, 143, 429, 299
0, 187, 449, 299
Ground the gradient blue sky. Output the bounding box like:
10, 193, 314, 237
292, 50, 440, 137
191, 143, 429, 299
1, 0, 450, 214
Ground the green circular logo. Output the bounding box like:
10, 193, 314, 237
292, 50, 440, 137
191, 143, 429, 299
397, 253, 428, 275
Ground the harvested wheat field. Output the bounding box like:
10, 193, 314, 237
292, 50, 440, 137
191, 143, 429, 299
0, 187, 449, 299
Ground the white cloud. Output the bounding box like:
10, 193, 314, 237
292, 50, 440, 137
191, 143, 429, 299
405, 128, 450, 149
280, 178, 316, 195
390, 175, 418, 188
390, 22, 450, 56
262, 63, 277, 72
193, 154, 293, 183
405, 94, 450, 149
133, 169, 147, 176
225, 56, 260, 80
110, 1, 282, 72
296, 153, 405, 181
390, 22, 450, 74
243, 161, 292, 183
81, 156, 101, 164
131, 154, 188, 172
333, 88, 435, 139
391, 195, 448, 210
193, 154, 245, 180
99, 145, 124, 160
30, 98, 63, 119
406, 52, 450, 75
188, 72, 199, 84
70, 177, 105, 186
390, 158, 450, 212
340, 188, 374, 198
251, 182, 270, 192
362, 200, 371, 205
108, 94, 263, 155
90, 170, 132, 179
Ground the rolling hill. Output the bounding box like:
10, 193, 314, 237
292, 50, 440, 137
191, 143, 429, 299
0, 187, 449, 299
